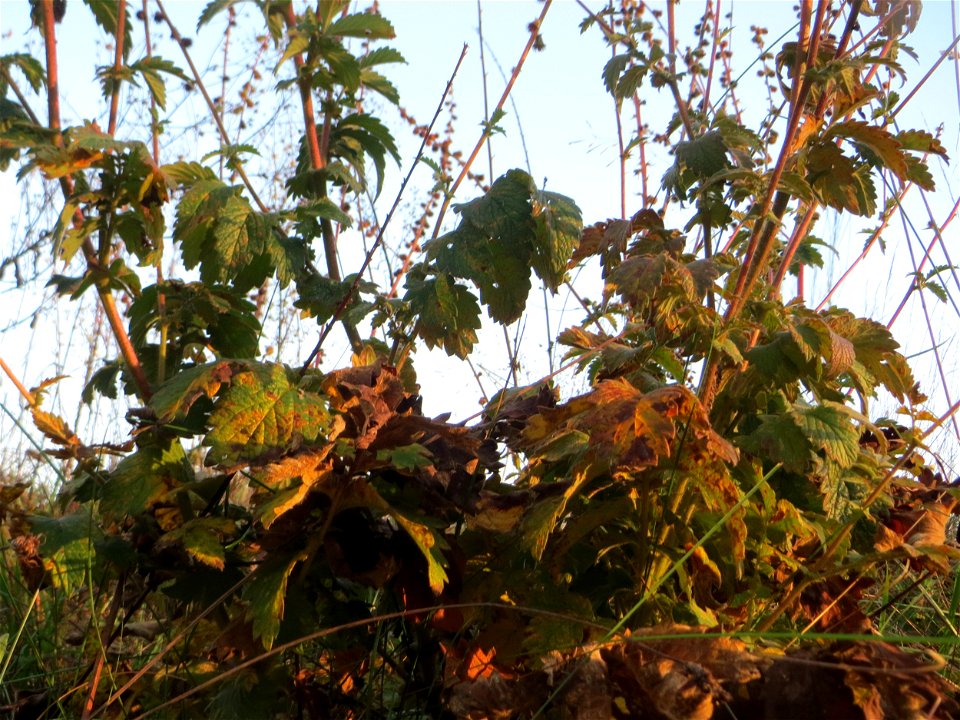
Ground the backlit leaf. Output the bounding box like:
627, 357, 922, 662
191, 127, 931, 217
158, 517, 236, 570
204, 363, 334, 466
327, 13, 395, 39
530, 190, 583, 291
792, 404, 860, 469
244, 555, 299, 649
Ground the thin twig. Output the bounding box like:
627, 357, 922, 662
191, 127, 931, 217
431, 0, 553, 237
0, 66, 41, 124
156, 0, 267, 213
80, 574, 126, 720
299, 45, 470, 374
94, 575, 252, 715
130, 601, 612, 719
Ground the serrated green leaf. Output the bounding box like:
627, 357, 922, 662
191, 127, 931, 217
602, 53, 631, 96
740, 413, 813, 473
102, 438, 193, 517
429, 169, 542, 324
275, 32, 310, 72
295, 197, 353, 228
327, 13, 395, 39
776, 171, 816, 202
83, 0, 132, 61
404, 272, 481, 358
792, 404, 860, 468
360, 69, 400, 105
175, 183, 299, 292
360, 46, 405, 68
151, 360, 236, 421
1, 53, 46, 92
530, 190, 582, 291
904, 153, 936, 191
895, 129, 948, 157
160, 517, 235, 569
204, 363, 333, 465
329, 113, 399, 197
244, 555, 299, 649
197, 0, 244, 29
676, 130, 731, 178
294, 273, 377, 324
130, 56, 188, 110
82, 361, 121, 403
129, 282, 261, 362
161, 161, 218, 186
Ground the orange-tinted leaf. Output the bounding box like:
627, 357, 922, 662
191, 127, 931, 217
205, 363, 335, 465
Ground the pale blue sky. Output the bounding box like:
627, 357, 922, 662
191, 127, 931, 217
1, 1, 959, 466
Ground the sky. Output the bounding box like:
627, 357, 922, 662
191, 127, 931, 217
1, 0, 959, 472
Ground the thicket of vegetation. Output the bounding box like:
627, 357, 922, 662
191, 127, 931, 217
2, 0, 959, 717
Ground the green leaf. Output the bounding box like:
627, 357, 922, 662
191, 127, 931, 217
81, 361, 121, 403
295, 197, 353, 230
1, 53, 46, 92
740, 413, 813, 473
204, 363, 333, 465
429, 169, 542, 324
28, 512, 96, 592
174, 183, 300, 292
294, 273, 377, 323
151, 360, 236, 421
243, 555, 299, 649
602, 53, 631, 97
792, 404, 860, 469
327, 13, 395, 39
29, 512, 98, 554
530, 190, 582, 291
360, 47, 405, 68
129, 282, 261, 361
903, 153, 936, 191
197, 0, 245, 29
359, 69, 400, 105
676, 130, 731, 178
403, 271, 481, 358
130, 56, 189, 109
102, 438, 193, 517
328, 113, 399, 197
159, 517, 235, 570
896, 129, 948, 157
377, 443, 432, 471
275, 32, 310, 72
83, 0, 133, 60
